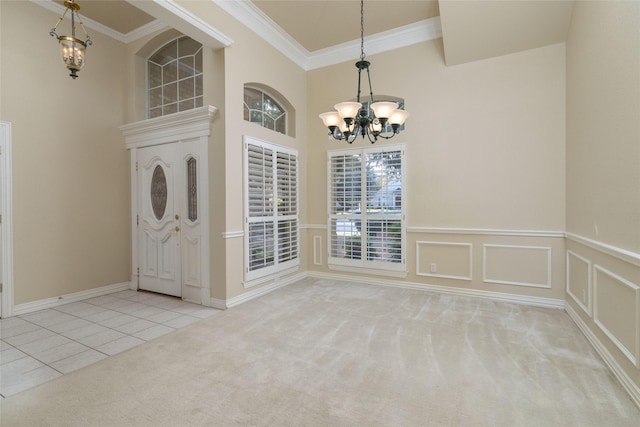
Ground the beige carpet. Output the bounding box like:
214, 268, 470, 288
1, 278, 638, 426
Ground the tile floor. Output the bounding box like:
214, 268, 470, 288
0, 289, 220, 397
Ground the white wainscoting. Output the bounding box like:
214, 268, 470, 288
308, 271, 565, 309
593, 264, 640, 368
566, 250, 592, 316
483, 244, 552, 289
416, 241, 472, 281
407, 227, 563, 238
566, 232, 640, 267
565, 235, 640, 409
566, 303, 640, 408
222, 230, 244, 239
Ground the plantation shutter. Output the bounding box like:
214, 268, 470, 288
277, 152, 298, 263
328, 145, 405, 272
244, 137, 299, 281
329, 153, 362, 261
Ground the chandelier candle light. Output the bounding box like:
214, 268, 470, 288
319, 0, 409, 144
50, 0, 92, 79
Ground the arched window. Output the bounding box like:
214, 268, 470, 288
243, 86, 288, 135
148, 36, 203, 118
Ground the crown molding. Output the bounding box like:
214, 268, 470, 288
122, 19, 169, 43
213, 0, 309, 66
306, 18, 442, 70
214, 1, 442, 71
149, 0, 233, 47
32, 0, 168, 44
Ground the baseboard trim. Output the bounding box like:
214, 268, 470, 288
209, 298, 227, 310
307, 271, 565, 309
212, 271, 308, 309
12, 282, 132, 317
565, 303, 640, 408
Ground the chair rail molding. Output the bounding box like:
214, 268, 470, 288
565, 232, 640, 267
408, 226, 564, 238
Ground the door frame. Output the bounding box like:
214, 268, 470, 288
120, 106, 217, 306
0, 121, 14, 317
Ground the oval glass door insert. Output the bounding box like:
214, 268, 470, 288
151, 165, 168, 220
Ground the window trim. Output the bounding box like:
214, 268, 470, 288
327, 144, 406, 274
147, 36, 204, 119
243, 136, 299, 283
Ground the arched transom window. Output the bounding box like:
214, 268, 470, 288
148, 36, 203, 118
243, 86, 288, 135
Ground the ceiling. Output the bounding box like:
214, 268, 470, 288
49, 0, 573, 67
251, 0, 440, 52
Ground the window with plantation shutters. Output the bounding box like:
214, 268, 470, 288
244, 137, 299, 281
328, 145, 405, 273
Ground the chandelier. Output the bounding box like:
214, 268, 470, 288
50, 0, 92, 79
319, 0, 409, 144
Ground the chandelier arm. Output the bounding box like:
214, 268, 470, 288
50, 8, 70, 38
77, 14, 93, 45
356, 64, 364, 103
376, 133, 397, 140
365, 65, 375, 104
366, 129, 378, 144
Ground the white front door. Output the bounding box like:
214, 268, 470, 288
138, 144, 181, 297
121, 107, 214, 306
137, 141, 205, 299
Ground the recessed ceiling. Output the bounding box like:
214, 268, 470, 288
46, 0, 574, 67
53, 0, 155, 35
439, 0, 574, 66
251, 0, 440, 52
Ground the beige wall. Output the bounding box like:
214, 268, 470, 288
566, 2, 640, 254
161, 1, 309, 301
1, 1, 130, 305
565, 0, 640, 401
1, 0, 638, 406
307, 40, 566, 301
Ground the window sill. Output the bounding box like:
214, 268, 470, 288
327, 263, 407, 278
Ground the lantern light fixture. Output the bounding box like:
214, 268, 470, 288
319, 0, 409, 144
50, 0, 92, 79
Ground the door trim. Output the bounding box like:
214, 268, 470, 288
120, 106, 217, 305
0, 121, 14, 317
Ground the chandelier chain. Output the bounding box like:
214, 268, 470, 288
360, 0, 365, 61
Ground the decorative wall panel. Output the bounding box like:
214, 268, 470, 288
594, 265, 640, 367
566, 250, 592, 316
483, 244, 551, 288
416, 241, 472, 281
